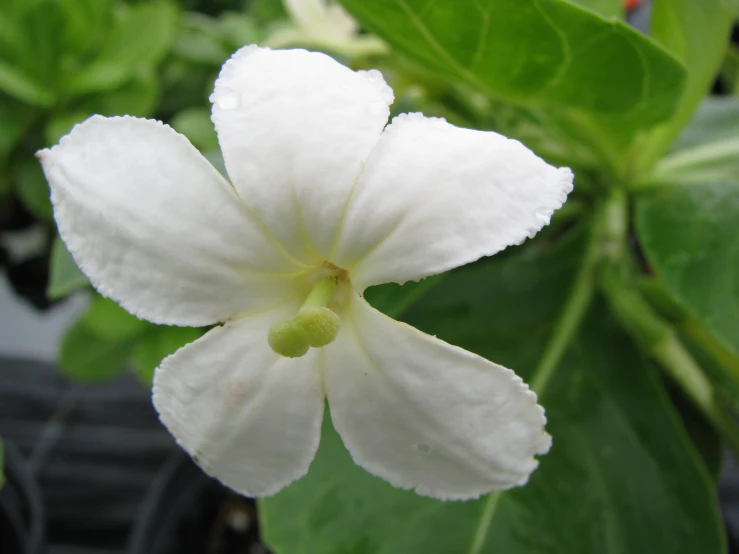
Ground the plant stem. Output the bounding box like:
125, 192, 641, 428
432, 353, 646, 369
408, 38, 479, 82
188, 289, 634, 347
530, 220, 599, 395
600, 266, 739, 455
302, 277, 338, 308
531, 190, 626, 395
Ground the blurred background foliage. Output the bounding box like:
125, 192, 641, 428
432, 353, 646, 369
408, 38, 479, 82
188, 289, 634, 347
2, 0, 739, 552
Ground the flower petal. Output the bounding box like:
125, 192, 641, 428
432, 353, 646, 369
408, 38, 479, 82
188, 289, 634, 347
324, 296, 551, 500
211, 46, 393, 259
333, 114, 573, 289
39, 115, 308, 327
153, 303, 324, 497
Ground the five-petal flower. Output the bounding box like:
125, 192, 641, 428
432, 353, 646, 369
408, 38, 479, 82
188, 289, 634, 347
38, 46, 573, 500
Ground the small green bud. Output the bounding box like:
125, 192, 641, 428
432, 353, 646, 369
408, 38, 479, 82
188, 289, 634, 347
293, 306, 340, 347
267, 321, 309, 358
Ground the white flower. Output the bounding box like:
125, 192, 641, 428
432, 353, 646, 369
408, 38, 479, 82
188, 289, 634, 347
265, 0, 387, 56
38, 46, 572, 500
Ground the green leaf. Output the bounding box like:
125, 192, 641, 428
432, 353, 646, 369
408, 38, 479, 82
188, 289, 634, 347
59, 320, 136, 382
218, 12, 260, 48
636, 182, 739, 359
82, 295, 148, 341
67, 1, 179, 94
47, 235, 88, 300
84, 71, 159, 118
59, 294, 149, 383
365, 274, 446, 319
132, 326, 202, 386
636, 0, 737, 172
0, 60, 54, 106
13, 157, 52, 220
650, 97, 739, 184
173, 13, 231, 66
57, 0, 113, 58
337, 0, 685, 128
261, 229, 723, 554
170, 107, 220, 152
44, 110, 92, 146
2, 0, 65, 101
0, 98, 35, 168
569, 0, 623, 19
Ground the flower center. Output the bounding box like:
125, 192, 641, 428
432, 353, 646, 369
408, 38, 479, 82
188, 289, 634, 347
267, 269, 346, 358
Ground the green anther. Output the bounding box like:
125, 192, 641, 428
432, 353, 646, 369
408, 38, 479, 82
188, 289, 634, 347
268, 320, 310, 358
267, 276, 341, 357
294, 306, 340, 347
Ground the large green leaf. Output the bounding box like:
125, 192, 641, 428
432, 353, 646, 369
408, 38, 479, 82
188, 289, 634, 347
261, 229, 723, 554
570, 0, 622, 19
637, 0, 737, 172
636, 182, 739, 359
338, 0, 684, 129
650, 97, 739, 184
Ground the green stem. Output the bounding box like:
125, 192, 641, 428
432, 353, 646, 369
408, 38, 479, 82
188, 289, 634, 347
302, 277, 338, 308
530, 220, 599, 394
600, 266, 739, 455
680, 319, 739, 381
531, 189, 627, 395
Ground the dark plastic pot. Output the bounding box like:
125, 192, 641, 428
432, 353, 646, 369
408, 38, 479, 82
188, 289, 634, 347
0, 440, 45, 554
127, 449, 267, 554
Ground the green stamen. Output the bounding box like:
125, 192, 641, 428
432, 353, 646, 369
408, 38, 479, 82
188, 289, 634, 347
268, 277, 341, 357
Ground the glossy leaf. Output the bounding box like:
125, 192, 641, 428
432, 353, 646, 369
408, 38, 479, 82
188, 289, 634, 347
337, 0, 685, 129
570, 0, 623, 18
636, 182, 739, 358
261, 229, 723, 554
651, 97, 739, 184
638, 0, 737, 171
47, 235, 88, 300
672, 97, 739, 151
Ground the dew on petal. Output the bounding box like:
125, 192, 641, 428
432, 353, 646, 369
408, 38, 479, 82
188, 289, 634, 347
214, 89, 240, 110
362, 69, 384, 83
414, 443, 432, 455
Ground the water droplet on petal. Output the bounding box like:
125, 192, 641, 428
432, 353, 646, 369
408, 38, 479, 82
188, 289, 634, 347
215, 89, 240, 110
363, 69, 384, 83
414, 443, 432, 455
